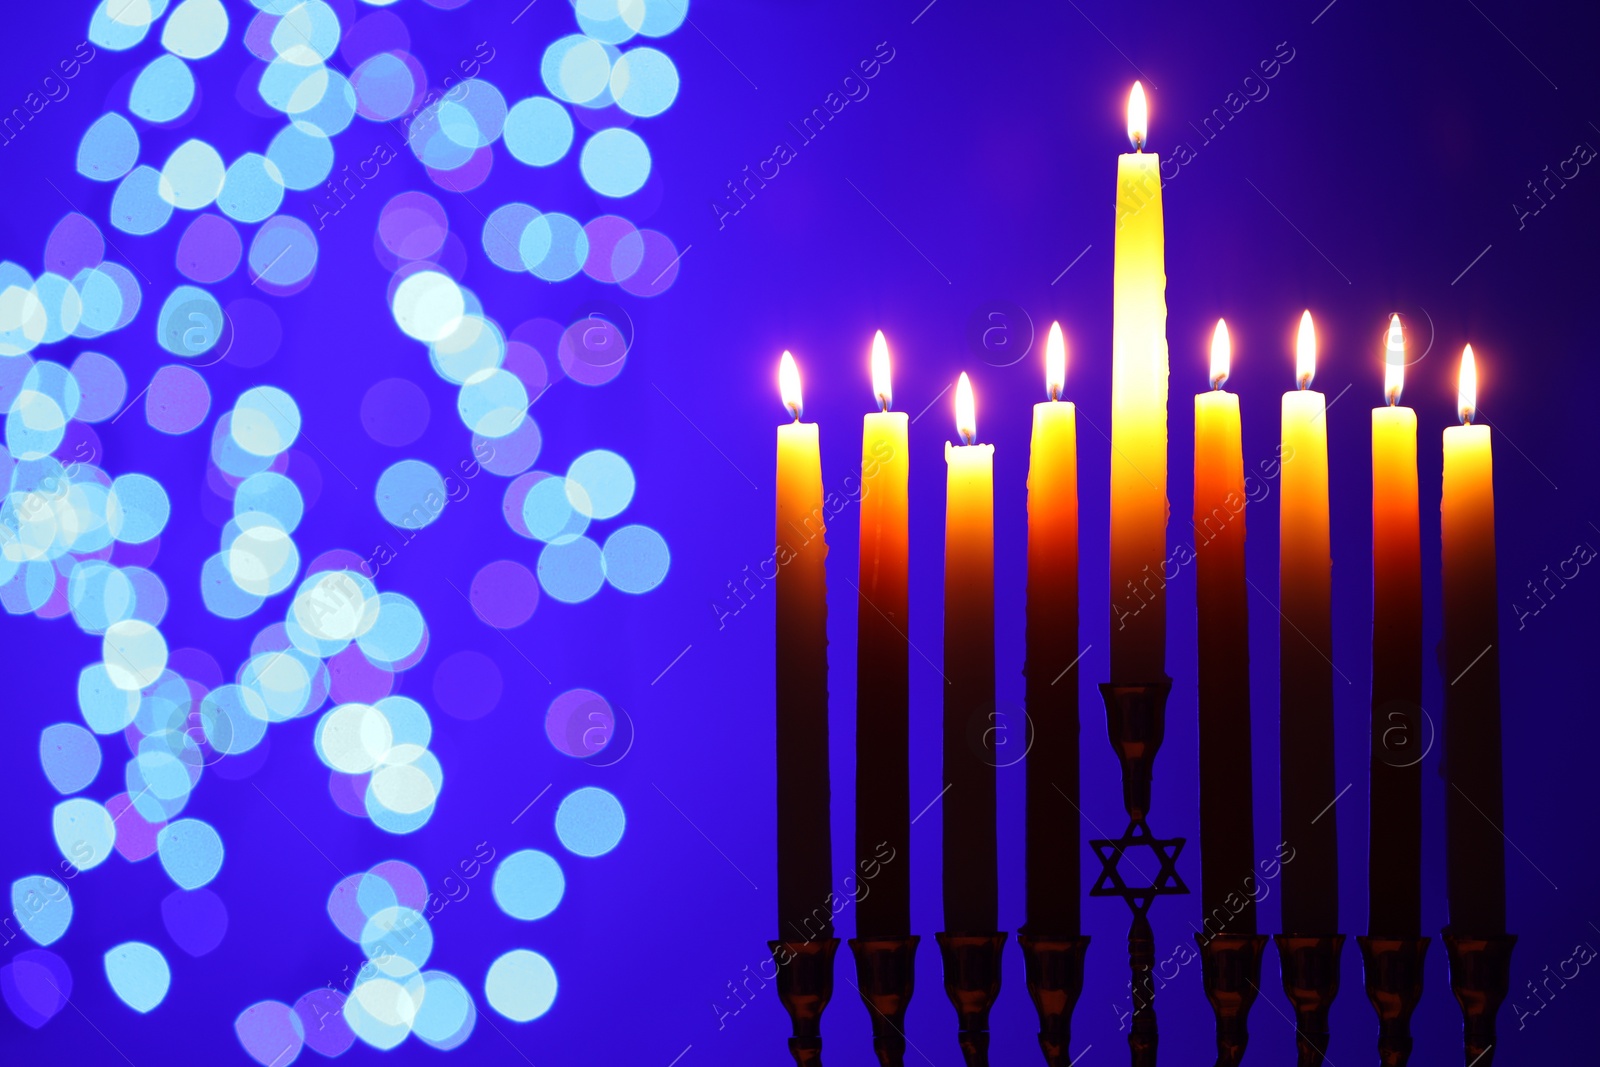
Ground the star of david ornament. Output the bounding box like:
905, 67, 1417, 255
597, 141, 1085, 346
1089, 818, 1189, 915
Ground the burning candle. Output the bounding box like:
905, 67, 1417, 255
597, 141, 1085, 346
1279, 311, 1339, 935
943, 371, 998, 934
1441, 345, 1506, 935
1110, 81, 1171, 683
1369, 316, 1423, 937
1194, 319, 1256, 936
856, 331, 911, 938
1025, 323, 1081, 935
775, 351, 832, 940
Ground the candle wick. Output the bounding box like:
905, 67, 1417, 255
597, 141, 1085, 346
959, 430, 975, 446
1211, 375, 1227, 392
1297, 374, 1312, 391
1049, 385, 1062, 402
877, 393, 890, 413
787, 402, 802, 422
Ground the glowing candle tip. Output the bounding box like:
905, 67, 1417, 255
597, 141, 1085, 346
1458, 344, 1477, 425
1127, 82, 1148, 151
778, 350, 803, 421
955, 371, 976, 445
1045, 321, 1067, 400
870, 330, 892, 412
1210, 318, 1231, 390
1295, 310, 1317, 390
1384, 314, 1404, 406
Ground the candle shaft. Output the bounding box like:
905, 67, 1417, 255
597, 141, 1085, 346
1441, 424, 1506, 934
1279, 389, 1339, 934
1370, 406, 1422, 937
1025, 401, 1080, 934
856, 411, 910, 937
1110, 151, 1170, 683
1194, 389, 1255, 936
776, 421, 832, 939
944, 441, 997, 934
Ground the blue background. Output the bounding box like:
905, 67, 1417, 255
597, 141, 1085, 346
1, 1, 1597, 1064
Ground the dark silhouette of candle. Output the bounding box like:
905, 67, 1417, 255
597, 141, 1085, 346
856, 331, 910, 937
943, 372, 998, 934
1025, 324, 1081, 935
1195, 320, 1256, 936
1279, 312, 1339, 935
1370, 316, 1423, 937
1441, 345, 1506, 934
776, 352, 832, 940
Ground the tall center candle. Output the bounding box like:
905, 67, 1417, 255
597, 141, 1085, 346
1024, 324, 1081, 935
775, 351, 832, 940
943, 372, 998, 934
1441, 346, 1506, 935
1369, 317, 1423, 937
1110, 81, 1171, 683
1279, 311, 1339, 935
1194, 320, 1256, 936
856, 331, 911, 937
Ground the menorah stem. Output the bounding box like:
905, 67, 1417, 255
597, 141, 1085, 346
1093, 680, 1185, 1067
1128, 912, 1158, 1066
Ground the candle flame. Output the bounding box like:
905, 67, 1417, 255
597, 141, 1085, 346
1127, 81, 1148, 151
1384, 314, 1404, 406
1295, 310, 1316, 390
779, 350, 803, 421
1046, 321, 1067, 400
954, 371, 976, 445
870, 330, 892, 411
1210, 318, 1231, 390
1458, 344, 1477, 425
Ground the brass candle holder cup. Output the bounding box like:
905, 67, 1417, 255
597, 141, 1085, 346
769, 937, 839, 1066
1019, 932, 1091, 1066
935, 931, 1007, 1067
1274, 934, 1345, 1067
848, 935, 920, 1067
1358, 935, 1430, 1066
1196, 933, 1269, 1066
1443, 929, 1516, 1067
